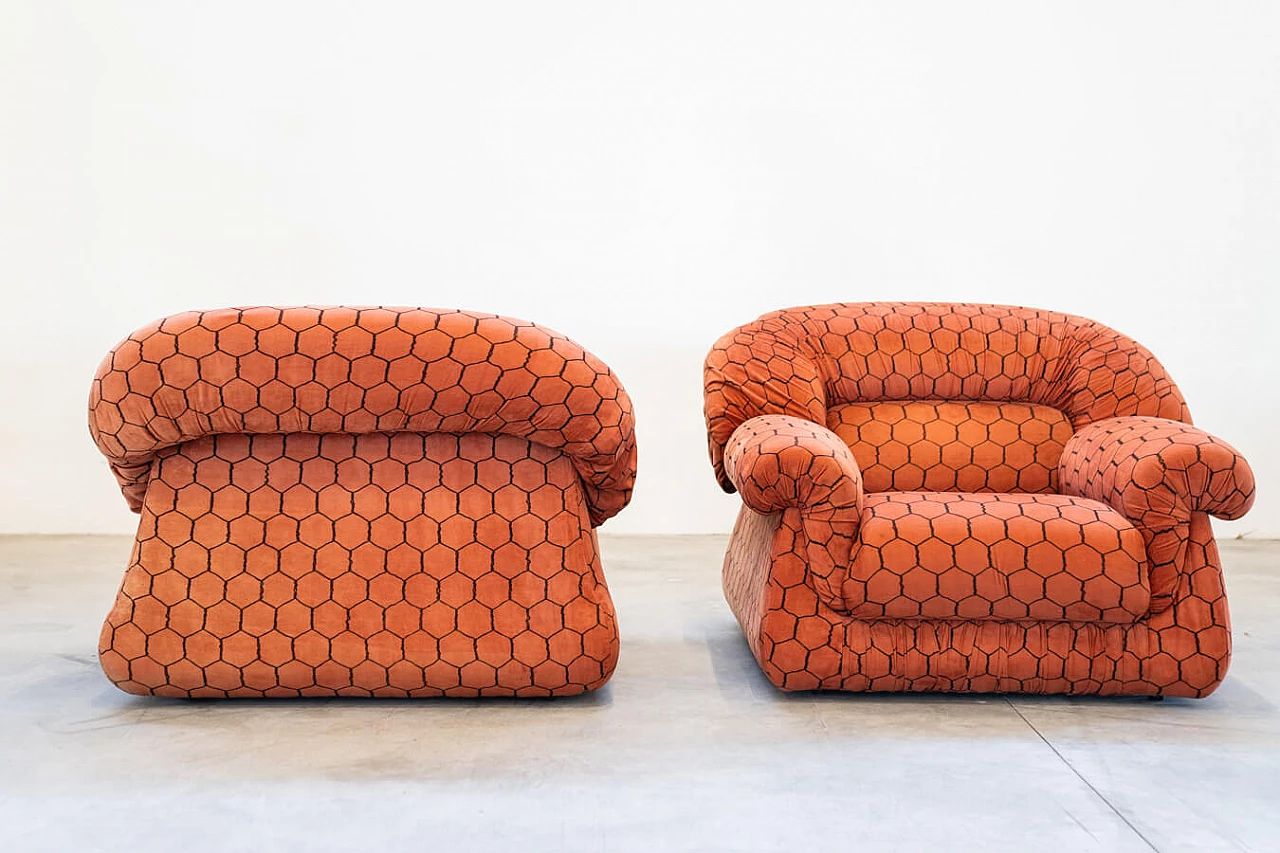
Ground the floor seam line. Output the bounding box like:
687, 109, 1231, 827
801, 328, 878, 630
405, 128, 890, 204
1005, 698, 1161, 853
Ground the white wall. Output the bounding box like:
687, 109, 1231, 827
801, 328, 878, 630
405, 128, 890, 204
3, 2, 1278, 537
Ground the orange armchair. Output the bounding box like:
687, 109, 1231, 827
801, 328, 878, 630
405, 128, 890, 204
705, 302, 1255, 697
90, 306, 636, 697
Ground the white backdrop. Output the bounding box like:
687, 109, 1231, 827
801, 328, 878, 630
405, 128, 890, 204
3, 2, 1278, 537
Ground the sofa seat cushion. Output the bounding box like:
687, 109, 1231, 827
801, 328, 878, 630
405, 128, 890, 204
843, 492, 1149, 623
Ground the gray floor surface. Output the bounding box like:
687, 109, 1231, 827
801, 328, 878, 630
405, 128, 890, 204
1, 534, 1277, 852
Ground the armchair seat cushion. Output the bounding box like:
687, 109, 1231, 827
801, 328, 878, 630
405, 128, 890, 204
844, 492, 1150, 623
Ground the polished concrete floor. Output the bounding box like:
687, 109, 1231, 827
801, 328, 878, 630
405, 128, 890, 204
1, 535, 1278, 852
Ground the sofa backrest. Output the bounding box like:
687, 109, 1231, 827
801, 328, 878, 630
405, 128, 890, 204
704, 302, 1189, 492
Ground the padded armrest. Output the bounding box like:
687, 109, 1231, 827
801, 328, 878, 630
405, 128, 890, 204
724, 415, 864, 519
89, 306, 637, 526
1058, 415, 1255, 609
704, 327, 828, 492
724, 415, 864, 608
1059, 416, 1255, 521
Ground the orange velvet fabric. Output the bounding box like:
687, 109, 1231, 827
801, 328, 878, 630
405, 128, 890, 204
847, 493, 1149, 623
723, 415, 862, 608
827, 401, 1073, 493
1059, 416, 1254, 612
724, 507, 1232, 695
707, 302, 1255, 696
89, 307, 636, 697
91, 306, 634, 527
705, 302, 1189, 491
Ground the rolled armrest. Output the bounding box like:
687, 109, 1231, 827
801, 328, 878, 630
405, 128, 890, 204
724, 415, 864, 518
704, 323, 829, 493
1059, 415, 1255, 609
1059, 416, 1255, 521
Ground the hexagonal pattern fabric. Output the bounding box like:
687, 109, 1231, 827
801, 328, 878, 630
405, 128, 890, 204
847, 493, 1149, 623
706, 302, 1255, 697
827, 401, 1074, 493
89, 306, 636, 697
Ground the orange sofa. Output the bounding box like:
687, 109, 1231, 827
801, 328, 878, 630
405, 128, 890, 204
704, 302, 1255, 697
90, 306, 636, 697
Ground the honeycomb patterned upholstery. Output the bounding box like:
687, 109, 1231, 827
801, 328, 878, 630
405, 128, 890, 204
89, 306, 637, 697
826, 401, 1074, 493
705, 302, 1255, 697
847, 493, 1149, 623
705, 302, 1189, 491
723, 415, 862, 608
1059, 416, 1254, 613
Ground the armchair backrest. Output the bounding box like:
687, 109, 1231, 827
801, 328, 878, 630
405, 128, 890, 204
704, 302, 1189, 493
90, 306, 636, 526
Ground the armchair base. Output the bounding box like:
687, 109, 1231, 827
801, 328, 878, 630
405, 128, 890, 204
100, 431, 620, 698
723, 507, 1231, 697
